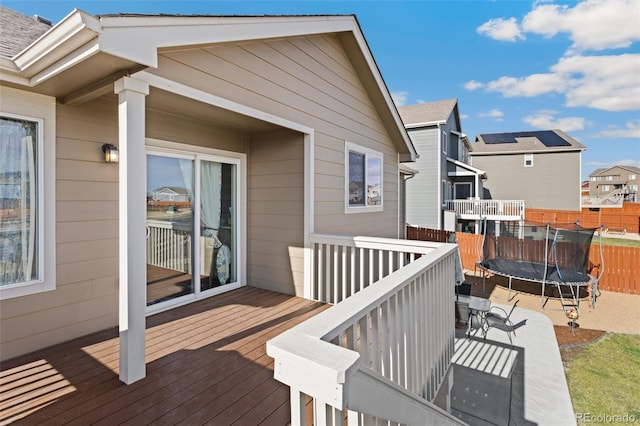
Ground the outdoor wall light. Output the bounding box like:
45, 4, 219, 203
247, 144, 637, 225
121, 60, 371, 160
102, 143, 119, 163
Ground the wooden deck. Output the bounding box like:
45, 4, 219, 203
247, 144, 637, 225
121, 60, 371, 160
0, 287, 328, 425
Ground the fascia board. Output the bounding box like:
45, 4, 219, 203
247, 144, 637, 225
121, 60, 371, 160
97, 15, 358, 68
13, 9, 102, 75
447, 157, 486, 175
0, 58, 29, 85
405, 120, 446, 129
470, 148, 583, 156
347, 22, 417, 161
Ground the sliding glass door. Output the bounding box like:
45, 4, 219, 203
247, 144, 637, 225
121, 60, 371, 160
146, 151, 238, 308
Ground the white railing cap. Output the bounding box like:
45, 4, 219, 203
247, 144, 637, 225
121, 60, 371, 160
310, 233, 445, 254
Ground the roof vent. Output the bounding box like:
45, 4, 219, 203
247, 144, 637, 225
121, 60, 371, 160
33, 15, 52, 26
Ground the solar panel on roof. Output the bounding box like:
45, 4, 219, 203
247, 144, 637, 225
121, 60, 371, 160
535, 130, 571, 147
481, 130, 571, 147
481, 133, 519, 144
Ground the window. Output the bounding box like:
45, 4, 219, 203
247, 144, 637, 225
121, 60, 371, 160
524, 153, 533, 167
590, 177, 597, 181
442, 131, 448, 154
630, 184, 638, 191
345, 142, 383, 213
1, 116, 47, 296
441, 180, 448, 206
601, 185, 610, 191
1, 89, 55, 300
630, 174, 636, 180
606, 175, 613, 181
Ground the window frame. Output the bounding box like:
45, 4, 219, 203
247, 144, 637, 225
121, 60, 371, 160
1, 109, 55, 300
345, 141, 383, 214
442, 131, 448, 155
524, 153, 534, 167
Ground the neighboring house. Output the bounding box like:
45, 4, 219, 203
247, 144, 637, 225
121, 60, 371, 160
588, 165, 640, 203
398, 99, 486, 230
470, 130, 586, 211
581, 180, 590, 197
0, 7, 423, 385
151, 186, 190, 202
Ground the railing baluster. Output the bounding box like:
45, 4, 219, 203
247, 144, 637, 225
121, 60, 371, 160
293, 233, 457, 422
316, 243, 322, 301
333, 245, 339, 304
342, 245, 347, 300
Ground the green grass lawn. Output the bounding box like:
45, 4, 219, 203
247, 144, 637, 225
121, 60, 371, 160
566, 334, 640, 425
592, 236, 640, 248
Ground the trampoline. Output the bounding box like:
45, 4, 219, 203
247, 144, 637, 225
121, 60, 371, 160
476, 220, 603, 325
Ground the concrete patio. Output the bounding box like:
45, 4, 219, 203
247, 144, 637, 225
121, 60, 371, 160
451, 304, 576, 426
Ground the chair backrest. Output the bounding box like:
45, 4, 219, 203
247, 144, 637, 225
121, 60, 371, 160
505, 300, 519, 319
455, 301, 470, 324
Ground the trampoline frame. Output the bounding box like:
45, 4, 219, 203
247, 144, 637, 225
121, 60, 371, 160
475, 219, 603, 310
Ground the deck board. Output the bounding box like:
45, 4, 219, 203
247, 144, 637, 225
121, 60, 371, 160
0, 287, 328, 425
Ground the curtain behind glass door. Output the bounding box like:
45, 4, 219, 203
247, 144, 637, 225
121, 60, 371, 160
201, 161, 236, 290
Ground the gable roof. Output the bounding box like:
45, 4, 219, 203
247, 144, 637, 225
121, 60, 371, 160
0, 7, 416, 161
397, 99, 459, 128
470, 129, 585, 155
153, 186, 189, 195
589, 165, 640, 177
0, 6, 51, 59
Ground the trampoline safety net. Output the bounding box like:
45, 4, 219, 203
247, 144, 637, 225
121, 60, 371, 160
480, 221, 597, 285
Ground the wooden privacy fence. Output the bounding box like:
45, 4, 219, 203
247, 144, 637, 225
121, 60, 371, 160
407, 226, 639, 295
405, 226, 453, 242
525, 203, 640, 234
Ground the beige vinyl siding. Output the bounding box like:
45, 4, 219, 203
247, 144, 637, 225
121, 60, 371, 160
2, 31, 406, 359
247, 130, 305, 296
1, 92, 253, 359
147, 108, 248, 153
1, 98, 120, 360
405, 128, 440, 229
153, 34, 401, 238
472, 151, 581, 210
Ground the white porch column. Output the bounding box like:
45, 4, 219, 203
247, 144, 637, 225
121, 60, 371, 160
115, 76, 149, 384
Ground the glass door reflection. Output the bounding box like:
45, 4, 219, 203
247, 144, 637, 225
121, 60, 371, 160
146, 155, 194, 306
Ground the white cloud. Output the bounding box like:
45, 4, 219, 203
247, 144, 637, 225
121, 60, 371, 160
479, 53, 640, 111
391, 91, 408, 107
522, 0, 640, 52
523, 110, 586, 131
464, 80, 485, 91
474, 0, 640, 112
552, 54, 640, 111
479, 109, 504, 121
460, 113, 469, 120
477, 17, 524, 42
593, 120, 640, 138
485, 73, 566, 97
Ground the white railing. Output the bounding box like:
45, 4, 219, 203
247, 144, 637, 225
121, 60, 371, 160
581, 194, 624, 207
146, 219, 192, 273
268, 235, 464, 425
307, 233, 446, 304
446, 199, 524, 219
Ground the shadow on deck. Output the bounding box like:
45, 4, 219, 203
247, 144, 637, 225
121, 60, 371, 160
0, 287, 328, 425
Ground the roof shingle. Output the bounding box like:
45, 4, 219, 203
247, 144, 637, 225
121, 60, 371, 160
0, 6, 52, 59
397, 99, 457, 126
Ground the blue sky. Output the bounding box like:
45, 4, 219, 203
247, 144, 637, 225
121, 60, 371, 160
5, 0, 639, 179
